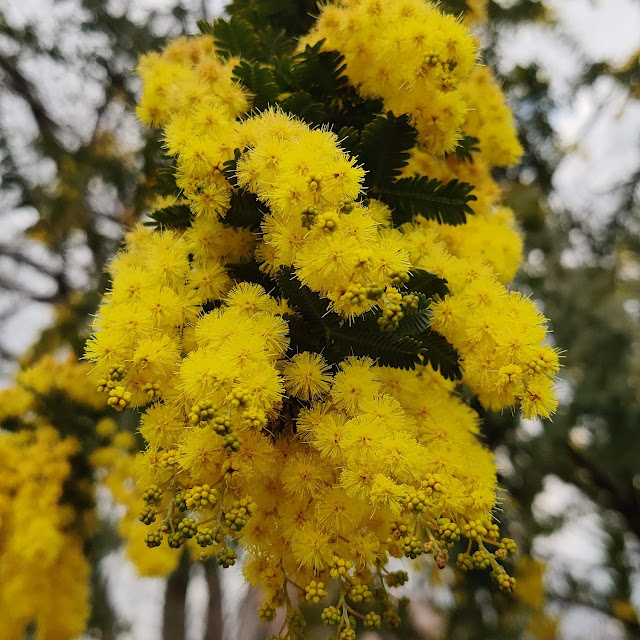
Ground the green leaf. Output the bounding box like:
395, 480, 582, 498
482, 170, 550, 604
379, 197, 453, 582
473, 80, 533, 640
359, 112, 417, 187
145, 204, 192, 230
276, 267, 425, 369
331, 328, 424, 369
448, 135, 480, 163
276, 267, 338, 336
336, 126, 360, 157
153, 165, 179, 197
418, 329, 461, 380
395, 306, 433, 338
377, 176, 476, 226
406, 269, 449, 299
227, 261, 275, 290
213, 17, 261, 61
279, 91, 327, 126
224, 191, 263, 229
222, 148, 243, 187
290, 40, 348, 97
233, 61, 280, 110
196, 19, 214, 35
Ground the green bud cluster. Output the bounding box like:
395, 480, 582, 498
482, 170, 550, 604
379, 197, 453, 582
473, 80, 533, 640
348, 582, 372, 603
139, 505, 157, 525
185, 484, 216, 510
195, 526, 221, 547
145, 531, 163, 548
301, 205, 321, 228
224, 496, 256, 531
258, 602, 277, 622
142, 484, 163, 505
316, 211, 340, 232
228, 387, 250, 409
435, 517, 461, 545
383, 607, 401, 629
363, 612, 381, 630
321, 605, 341, 625
401, 534, 423, 559
188, 400, 217, 427
222, 432, 242, 452
217, 547, 237, 568
384, 570, 409, 587
304, 580, 328, 603
329, 555, 353, 578
177, 517, 197, 538
142, 381, 161, 400
401, 293, 420, 312
389, 271, 410, 287
492, 568, 516, 593
462, 519, 488, 539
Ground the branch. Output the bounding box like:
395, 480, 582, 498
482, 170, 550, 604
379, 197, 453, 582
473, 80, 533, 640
0, 274, 61, 304
555, 596, 640, 636
567, 442, 640, 539
0, 245, 62, 278
0, 51, 60, 142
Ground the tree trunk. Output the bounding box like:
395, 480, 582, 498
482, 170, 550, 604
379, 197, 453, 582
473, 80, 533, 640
163, 551, 190, 640
204, 561, 224, 640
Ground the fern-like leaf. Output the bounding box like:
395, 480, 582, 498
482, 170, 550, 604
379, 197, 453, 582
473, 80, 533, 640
331, 329, 424, 369
447, 135, 480, 163
279, 91, 327, 126
406, 269, 449, 299
145, 204, 192, 230
214, 17, 261, 61
395, 307, 433, 338
359, 112, 417, 187
224, 191, 263, 229
276, 268, 339, 335
377, 176, 476, 226
233, 61, 279, 110
419, 329, 461, 380
336, 126, 360, 156
290, 41, 348, 97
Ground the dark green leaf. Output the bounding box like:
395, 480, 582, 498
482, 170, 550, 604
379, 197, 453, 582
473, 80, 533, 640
276, 267, 425, 369
196, 19, 214, 35
233, 61, 280, 110
359, 112, 417, 187
377, 176, 476, 226
276, 267, 338, 335
279, 91, 327, 126
336, 126, 360, 156
290, 40, 348, 97
153, 165, 179, 197
331, 329, 424, 369
222, 148, 243, 187
395, 307, 433, 338
214, 17, 261, 61
145, 204, 192, 230
227, 261, 275, 290
406, 269, 449, 299
419, 329, 461, 380
447, 135, 480, 163
224, 191, 263, 229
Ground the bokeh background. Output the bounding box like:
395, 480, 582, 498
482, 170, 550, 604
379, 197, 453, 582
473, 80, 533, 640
1, 0, 639, 639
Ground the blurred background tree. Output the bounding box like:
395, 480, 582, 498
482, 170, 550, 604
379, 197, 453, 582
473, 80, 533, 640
1, 0, 639, 639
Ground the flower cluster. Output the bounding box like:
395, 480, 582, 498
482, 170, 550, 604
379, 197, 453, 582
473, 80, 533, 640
304, 0, 477, 155
84, 1, 561, 636
0, 356, 173, 640
0, 426, 89, 640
